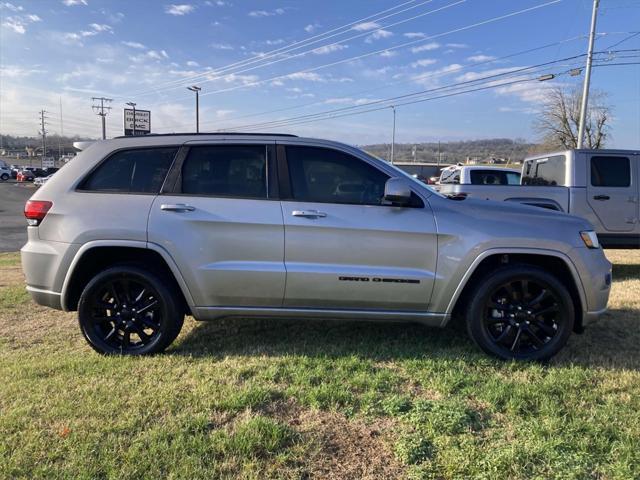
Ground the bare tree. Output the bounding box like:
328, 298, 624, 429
534, 86, 611, 149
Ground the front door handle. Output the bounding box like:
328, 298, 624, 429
161, 203, 195, 212
292, 210, 327, 218
593, 195, 610, 201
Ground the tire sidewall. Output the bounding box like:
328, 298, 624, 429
78, 266, 182, 355
466, 266, 575, 361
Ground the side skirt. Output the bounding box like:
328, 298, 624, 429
192, 306, 448, 327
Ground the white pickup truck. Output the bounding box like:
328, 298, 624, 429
437, 149, 640, 249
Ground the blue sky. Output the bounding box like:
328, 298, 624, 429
1, 0, 639, 146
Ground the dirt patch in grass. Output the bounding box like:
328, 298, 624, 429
296, 410, 403, 479
0, 265, 23, 288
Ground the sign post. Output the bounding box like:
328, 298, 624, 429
123, 109, 151, 136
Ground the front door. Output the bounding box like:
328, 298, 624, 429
279, 144, 438, 312
147, 142, 286, 308
587, 154, 638, 232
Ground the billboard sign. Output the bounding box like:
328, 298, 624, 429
123, 109, 151, 136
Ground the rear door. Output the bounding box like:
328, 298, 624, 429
147, 141, 286, 308
587, 154, 638, 232
279, 144, 438, 312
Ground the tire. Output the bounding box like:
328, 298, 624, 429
465, 265, 574, 361
78, 265, 184, 355
0, 173, 8, 181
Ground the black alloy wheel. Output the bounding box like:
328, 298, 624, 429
466, 265, 574, 361
78, 265, 184, 355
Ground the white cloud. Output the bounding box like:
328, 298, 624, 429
286, 72, 325, 82
62, 0, 88, 5
455, 67, 520, 82
220, 73, 259, 85
165, 4, 194, 15
446, 43, 467, 49
249, 8, 284, 17
0, 65, 46, 77
2, 11, 41, 34
380, 50, 397, 58
89, 23, 111, 32
411, 42, 440, 53
0, 2, 23, 12
404, 32, 425, 39
324, 97, 374, 106
365, 29, 393, 43
62, 22, 113, 44
215, 109, 234, 118
122, 41, 146, 49
146, 49, 169, 60
352, 21, 379, 31
205, 0, 230, 5
186, 60, 199, 67
210, 42, 233, 50
305, 23, 319, 33
312, 43, 347, 55
411, 64, 463, 87
265, 38, 285, 46
467, 55, 495, 62
411, 59, 437, 68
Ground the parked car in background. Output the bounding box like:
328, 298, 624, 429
22, 133, 611, 361
0, 165, 11, 181
436, 149, 640, 249
438, 165, 521, 186
17, 169, 35, 182
34, 174, 54, 187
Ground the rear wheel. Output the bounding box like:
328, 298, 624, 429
78, 265, 184, 355
0, 173, 8, 181
465, 265, 574, 361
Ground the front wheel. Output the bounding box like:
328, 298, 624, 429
0, 173, 9, 181
78, 265, 184, 355
465, 265, 574, 361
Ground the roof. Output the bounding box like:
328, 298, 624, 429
113, 132, 298, 139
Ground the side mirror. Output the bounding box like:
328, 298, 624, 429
384, 177, 412, 205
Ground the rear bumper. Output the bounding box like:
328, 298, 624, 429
21, 229, 79, 311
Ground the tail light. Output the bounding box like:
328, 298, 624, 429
24, 200, 52, 226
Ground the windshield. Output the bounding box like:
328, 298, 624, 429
469, 169, 521, 185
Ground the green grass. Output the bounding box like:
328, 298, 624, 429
0, 253, 20, 267
1, 251, 639, 479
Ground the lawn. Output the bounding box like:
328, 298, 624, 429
1, 250, 639, 479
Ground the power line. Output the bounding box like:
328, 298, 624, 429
125, 0, 435, 96
196, 0, 564, 100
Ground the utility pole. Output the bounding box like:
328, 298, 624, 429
437, 141, 441, 166
577, 0, 599, 149
39, 110, 48, 168
92, 97, 113, 140
187, 86, 201, 133
390, 105, 396, 164
126, 102, 137, 136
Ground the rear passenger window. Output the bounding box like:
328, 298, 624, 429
181, 145, 267, 198
591, 156, 631, 187
286, 146, 388, 205
80, 147, 177, 193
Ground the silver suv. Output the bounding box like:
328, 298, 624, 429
21, 134, 612, 360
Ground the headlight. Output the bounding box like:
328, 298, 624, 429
580, 230, 600, 249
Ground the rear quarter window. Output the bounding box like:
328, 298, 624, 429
521, 155, 566, 186
79, 147, 177, 193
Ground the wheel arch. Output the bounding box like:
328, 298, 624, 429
61, 241, 195, 313
446, 249, 586, 333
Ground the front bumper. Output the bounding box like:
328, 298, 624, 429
568, 247, 612, 327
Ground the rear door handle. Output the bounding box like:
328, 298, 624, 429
292, 209, 327, 218
593, 195, 610, 201
161, 203, 195, 212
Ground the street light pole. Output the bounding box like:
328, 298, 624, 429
577, 0, 600, 149
390, 105, 396, 164
126, 102, 137, 136
187, 86, 201, 133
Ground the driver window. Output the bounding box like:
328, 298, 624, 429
286, 146, 389, 205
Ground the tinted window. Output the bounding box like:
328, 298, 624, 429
591, 156, 630, 187
80, 147, 177, 193
181, 145, 267, 198
521, 155, 566, 186
469, 170, 521, 185
287, 146, 388, 205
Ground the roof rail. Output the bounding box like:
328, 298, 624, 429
113, 132, 298, 139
